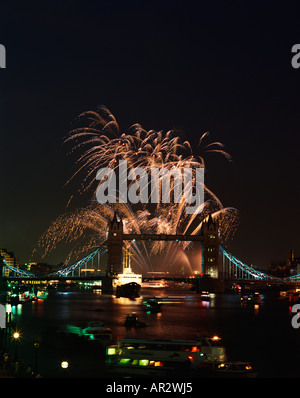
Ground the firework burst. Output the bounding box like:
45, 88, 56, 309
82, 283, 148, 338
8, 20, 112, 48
35, 106, 239, 272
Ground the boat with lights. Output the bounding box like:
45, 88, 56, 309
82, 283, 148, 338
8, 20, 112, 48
114, 249, 142, 298
214, 361, 257, 378
105, 336, 257, 377
105, 336, 227, 376
6, 284, 36, 304
65, 321, 113, 344
124, 313, 147, 328
240, 291, 262, 305
35, 287, 48, 300
142, 297, 161, 312
141, 280, 167, 288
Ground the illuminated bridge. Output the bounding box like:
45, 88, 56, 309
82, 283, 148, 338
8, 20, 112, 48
1, 243, 293, 283
3, 243, 298, 285
2, 214, 298, 284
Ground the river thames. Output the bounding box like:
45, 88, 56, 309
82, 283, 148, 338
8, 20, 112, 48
2, 285, 300, 378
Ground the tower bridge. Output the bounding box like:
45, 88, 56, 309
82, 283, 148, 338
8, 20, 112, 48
3, 213, 300, 287
107, 212, 218, 277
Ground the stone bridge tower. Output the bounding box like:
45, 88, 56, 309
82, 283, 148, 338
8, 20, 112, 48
107, 212, 123, 275
202, 214, 219, 278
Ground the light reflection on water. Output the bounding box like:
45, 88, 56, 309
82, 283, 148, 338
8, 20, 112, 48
9, 288, 221, 341
5, 287, 300, 377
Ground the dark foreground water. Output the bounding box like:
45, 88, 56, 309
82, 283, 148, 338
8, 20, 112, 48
2, 286, 300, 378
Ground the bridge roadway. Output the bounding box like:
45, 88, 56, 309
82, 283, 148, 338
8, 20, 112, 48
123, 233, 204, 241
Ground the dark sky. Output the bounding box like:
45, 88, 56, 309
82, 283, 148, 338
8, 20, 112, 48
0, 0, 300, 269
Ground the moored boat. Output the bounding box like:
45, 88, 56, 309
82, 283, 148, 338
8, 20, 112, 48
142, 297, 161, 312
6, 284, 35, 304
124, 313, 146, 328
105, 336, 226, 376
35, 287, 49, 300
141, 280, 167, 288
215, 361, 257, 378
240, 291, 262, 305
115, 282, 141, 298
114, 262, 142, 298
65, 320, 113, 344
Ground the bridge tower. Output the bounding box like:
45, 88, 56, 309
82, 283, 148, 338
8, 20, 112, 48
0, 255, 7, 299
107, 212, 123, 275
202, 214, 219, 278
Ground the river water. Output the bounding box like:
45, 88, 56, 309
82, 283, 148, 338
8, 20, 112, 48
2, 286, 300, 378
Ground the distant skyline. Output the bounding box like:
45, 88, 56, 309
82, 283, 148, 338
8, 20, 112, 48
1, 1, 300, 269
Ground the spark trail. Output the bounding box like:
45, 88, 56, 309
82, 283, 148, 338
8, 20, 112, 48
35, 106, 239, 273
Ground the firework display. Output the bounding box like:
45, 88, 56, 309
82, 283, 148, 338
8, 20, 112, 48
36, 106, 239, 273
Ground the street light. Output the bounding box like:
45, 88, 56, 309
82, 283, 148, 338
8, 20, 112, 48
60, 360, 69, 377
12, 331, 20, 360
61, 360, 68, 369
34, 341, 39, 375
61, 360, 69, 377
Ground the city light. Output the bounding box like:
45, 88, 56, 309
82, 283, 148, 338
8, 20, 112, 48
61, 361, 69, 369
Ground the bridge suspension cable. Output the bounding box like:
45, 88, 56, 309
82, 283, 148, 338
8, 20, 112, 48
3, 242, 108, 278
42, 242, 107, 278
286, 273, 300, 281
220, 246, 280, 281
2, 259, 36, 278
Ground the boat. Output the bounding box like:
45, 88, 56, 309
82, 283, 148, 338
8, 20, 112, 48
124, 313, 146, 328
6, 284, 36, 304
105, 336, 226, 377
199, 291, 211, 301
142, 297, 161, 312
64, 321, 113, 344
105, 336, 256, 377
141, 280, 167, 288
240, 291, 262, 305
116, 282, 141, 299
280, 289, 300, 303
215, 361, 257, 378
35, 287, 48, 300
114, 253, 142, 298
115, 268, 142, 288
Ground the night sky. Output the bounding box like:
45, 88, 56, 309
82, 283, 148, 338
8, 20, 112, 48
1, 0, 300, 269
